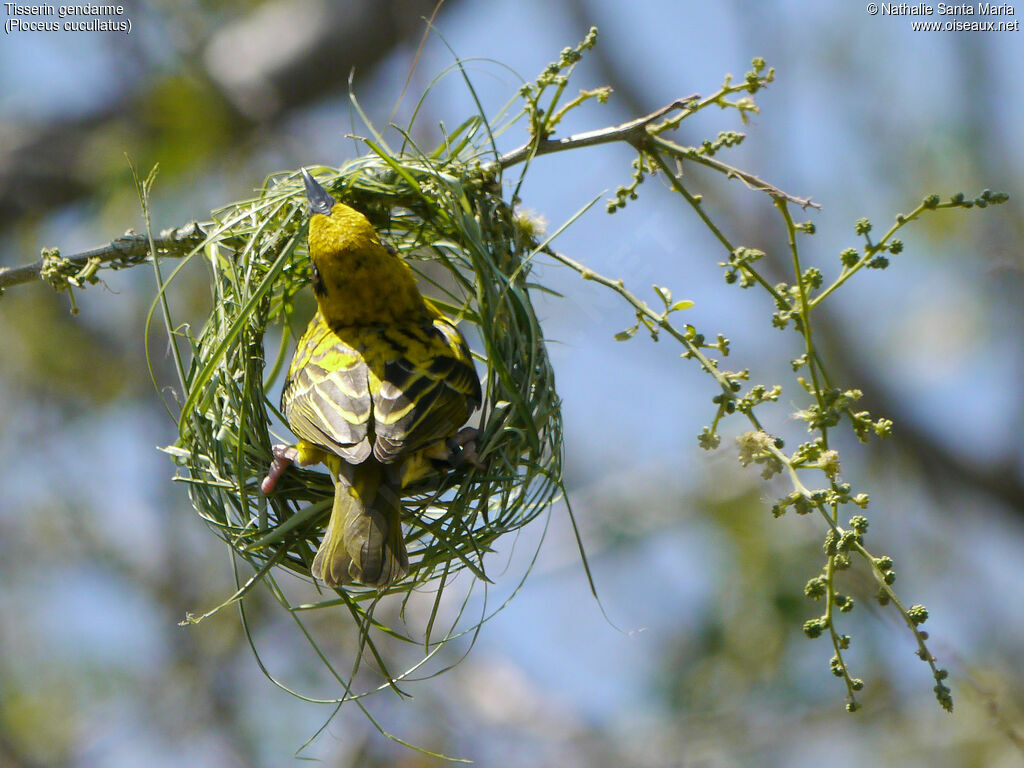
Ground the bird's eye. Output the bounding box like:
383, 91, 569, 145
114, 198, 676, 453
312, 265, 327, 297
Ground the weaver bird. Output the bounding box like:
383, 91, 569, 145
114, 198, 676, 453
261, 169, 481, 588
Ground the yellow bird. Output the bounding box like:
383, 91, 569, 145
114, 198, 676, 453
261, 169, 481, 588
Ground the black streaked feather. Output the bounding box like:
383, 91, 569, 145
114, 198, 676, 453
282, 311, 479, 469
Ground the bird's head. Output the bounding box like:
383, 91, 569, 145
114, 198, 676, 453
300, 168, 423, 324
301, 169, 382, 265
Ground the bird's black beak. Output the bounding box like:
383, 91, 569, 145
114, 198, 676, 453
301, 168, 337, 216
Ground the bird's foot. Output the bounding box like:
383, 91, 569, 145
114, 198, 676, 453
438, 427, 481, 469
261, 441, 327, 494
260, 444, 299, 494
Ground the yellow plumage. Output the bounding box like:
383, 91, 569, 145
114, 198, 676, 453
262, 170, 480, 588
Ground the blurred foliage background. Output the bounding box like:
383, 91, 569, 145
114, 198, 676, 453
1, 1, 1023, 766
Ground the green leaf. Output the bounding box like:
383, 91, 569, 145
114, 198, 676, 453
653, 283, 672, 306
614, 324, 640, 341
670, 299, 695, 311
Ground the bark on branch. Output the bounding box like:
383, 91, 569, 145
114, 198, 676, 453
0, 221, 206, 292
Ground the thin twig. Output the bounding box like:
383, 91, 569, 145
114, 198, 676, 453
494, 95, 698, 169
496, 95, 818, 211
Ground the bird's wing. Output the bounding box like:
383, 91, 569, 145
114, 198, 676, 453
281, 312, 373, 463
370, 316, 481, 463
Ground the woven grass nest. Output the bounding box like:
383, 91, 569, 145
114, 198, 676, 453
169, 149, 564, 611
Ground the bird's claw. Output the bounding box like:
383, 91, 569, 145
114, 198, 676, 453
443, 427, 481, 469
260, 444, 301, 495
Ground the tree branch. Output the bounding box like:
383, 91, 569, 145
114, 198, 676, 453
0, 221, 205, 292
495, 96, 698, 169
3, 95, 816, 293
653, 136, 820, 210
495, 95, 819, 210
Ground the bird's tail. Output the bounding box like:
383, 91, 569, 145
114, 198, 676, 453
312, 460, 408, 588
